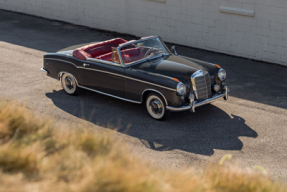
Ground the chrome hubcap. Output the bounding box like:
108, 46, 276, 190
149, 99, 163, 116
65, 77, 74, 90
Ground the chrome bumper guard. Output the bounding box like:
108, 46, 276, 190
166, 86, 230, 112
41, 68, 48, 75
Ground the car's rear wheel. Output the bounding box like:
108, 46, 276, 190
146, 93, 168, 120
61, 73, 79, 95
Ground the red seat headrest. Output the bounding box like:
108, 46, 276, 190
72, 49, 91, 60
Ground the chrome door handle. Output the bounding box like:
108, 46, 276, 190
83, 63, 89, 67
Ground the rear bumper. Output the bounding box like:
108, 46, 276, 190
166, 86, 229, 112
41, 68, 48, 75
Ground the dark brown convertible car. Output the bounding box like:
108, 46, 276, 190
41, 36, 229, 120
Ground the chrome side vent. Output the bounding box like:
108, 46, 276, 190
191, 70, 212, 100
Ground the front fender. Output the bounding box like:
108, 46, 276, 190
124, 68, 185, 107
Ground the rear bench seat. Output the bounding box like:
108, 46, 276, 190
73, 38, 148, 64
96, 52, 114, 62
73, 38, 127, 60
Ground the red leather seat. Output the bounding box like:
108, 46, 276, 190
96, 52, 113, 62
73, 38, 127, 60
73, 49, 91, 60
121, 48, 146, 64
96, 48, 147, 64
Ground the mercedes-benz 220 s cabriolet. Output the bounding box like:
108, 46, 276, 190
41, 36, 229, 120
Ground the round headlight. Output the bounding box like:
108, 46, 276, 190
176, 82, 186, 96
218, 68, 226, 81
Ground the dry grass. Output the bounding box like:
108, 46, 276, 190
0, 100, 285, 192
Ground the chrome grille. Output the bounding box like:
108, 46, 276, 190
191, 70, 212, 100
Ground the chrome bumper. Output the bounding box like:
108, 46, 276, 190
166, 86, 229, 112
41, 68, 48, 75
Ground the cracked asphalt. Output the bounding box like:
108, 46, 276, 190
0, 10, 287, 181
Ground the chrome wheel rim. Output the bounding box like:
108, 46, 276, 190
62, 74, 76, 94
146, 95, 165, 119
150, 99, 162, 116
65, 77, 74, 90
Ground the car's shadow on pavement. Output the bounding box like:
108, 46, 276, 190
46, 89, 258, 156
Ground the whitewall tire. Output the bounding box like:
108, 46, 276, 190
146, 93, 168, 120
61, 73, 79, 95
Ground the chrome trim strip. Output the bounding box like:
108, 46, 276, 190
77, 67, 124, 78
49, 58, 176, 91
45, 58, 78, 68
59, 71, 141, 104
125, 76, 176, 91
48, 52, 122, 67
86, 58, 122, 67
78, 67, 175, 91
41, 68, 48, 74
78, 85, 141, 104
166, 89, 229, 112
142, 89, 168, 105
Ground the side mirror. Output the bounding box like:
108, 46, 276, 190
171, 46, 178, 56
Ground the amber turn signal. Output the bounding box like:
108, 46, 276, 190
214, 64, 221, 68
172, 78, 179, 82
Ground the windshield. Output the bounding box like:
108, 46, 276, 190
119, 37, 169, 65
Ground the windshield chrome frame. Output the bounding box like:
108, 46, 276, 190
117, 47, 125, 67
117, 36, 170, 67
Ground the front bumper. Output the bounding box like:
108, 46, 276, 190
166, 86, 230, 112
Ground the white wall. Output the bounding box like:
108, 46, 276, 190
1, 0, 286, 66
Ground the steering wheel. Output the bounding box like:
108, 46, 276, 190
144, 48, 156, 58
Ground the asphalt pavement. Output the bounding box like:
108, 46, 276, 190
0, 10, 287, 181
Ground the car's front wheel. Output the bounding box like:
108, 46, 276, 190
61, 73, 79, 95
146, 93, 168, 120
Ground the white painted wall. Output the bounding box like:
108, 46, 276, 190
1, 0, 287, 66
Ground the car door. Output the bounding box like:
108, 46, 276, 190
81, 60, 125, 98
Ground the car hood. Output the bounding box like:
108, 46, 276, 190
132, 55, 218, 82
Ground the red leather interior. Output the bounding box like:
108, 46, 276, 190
96, 47, 148, 64
96, 52, 113, 62
73, 49, 91, 60
121, 47, 147, 64
73, 38, 127, 60
73, 38, 151, 64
